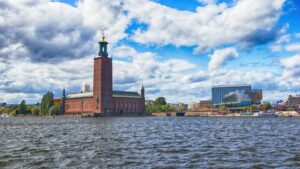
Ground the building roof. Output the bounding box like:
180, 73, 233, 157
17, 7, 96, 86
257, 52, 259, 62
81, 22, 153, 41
67, 92, 93, 99
66, 91, 142, 99
212, 84, 251, 88
112, 91, 142, 99
53, 98, 61, 101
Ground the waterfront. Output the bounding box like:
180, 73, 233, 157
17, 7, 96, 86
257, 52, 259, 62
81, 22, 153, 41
1, 117, 300, 168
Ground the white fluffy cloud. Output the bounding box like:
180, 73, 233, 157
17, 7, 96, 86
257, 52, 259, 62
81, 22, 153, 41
0, 0, 295, 104
208, 47, 239, 70
125, 0, 285, 53
285, 43, 300, 52
280, 54, 300, 78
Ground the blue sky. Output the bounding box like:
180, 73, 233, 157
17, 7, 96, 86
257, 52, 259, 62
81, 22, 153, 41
1, 0, 300, 104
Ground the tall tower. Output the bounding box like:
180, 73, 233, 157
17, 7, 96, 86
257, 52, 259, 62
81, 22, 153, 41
60, 89, 66, 115
93, 34, 112, 114
141, 85, 145, 99
141, 85, 145, 113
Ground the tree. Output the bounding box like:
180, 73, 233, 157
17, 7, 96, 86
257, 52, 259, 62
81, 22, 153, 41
50, 101, 61, 116
155, 97, 166, 106
18, 100, 27, 115
251, 105, 258, 112
40, 91, 54, 115
263, 102, 272, 111
243, 106, 250, 112
32, 106, 40, 116
219, 105, 226, 111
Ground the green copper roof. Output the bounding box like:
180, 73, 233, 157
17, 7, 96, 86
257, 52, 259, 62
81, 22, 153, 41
66, 91, 142, 99
67, 92, 93, 99
112, 91, 142, 99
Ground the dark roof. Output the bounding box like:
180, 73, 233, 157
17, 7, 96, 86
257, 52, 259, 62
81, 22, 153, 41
65, 91, 142, 99
112, 91, 142, 99
287, 96, 300, 107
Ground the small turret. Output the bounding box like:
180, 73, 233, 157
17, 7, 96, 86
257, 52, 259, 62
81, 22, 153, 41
98, 30, 108, 57
141, 85, 145, 99
61, 89, 66, 115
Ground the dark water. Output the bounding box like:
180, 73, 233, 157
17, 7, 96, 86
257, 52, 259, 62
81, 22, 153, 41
1, 117, 300, 168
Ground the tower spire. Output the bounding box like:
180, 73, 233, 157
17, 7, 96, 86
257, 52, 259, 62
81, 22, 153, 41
100, 27, 106, 42
98, 28, 108, 57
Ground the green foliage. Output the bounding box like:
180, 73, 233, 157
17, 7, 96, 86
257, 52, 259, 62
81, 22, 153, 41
50, 101, 61, 116
32, 106, 40, 116
243, 106, 250, 112
0, 107, 17, 115
251, 105, 258, 112
178, 105, 186, 112
159, 105, 174, 112
219, 105, 226, 111
146, 97, 173, 113
18, 100, 27, 114
263, 102, 272, 111
155, 97, 166, 106
40, 91, 54, 116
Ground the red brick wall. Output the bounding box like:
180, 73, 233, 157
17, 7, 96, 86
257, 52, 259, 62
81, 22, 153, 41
93, 57, 112, 113
112, 97, 145, 115
65, 98, 94, 115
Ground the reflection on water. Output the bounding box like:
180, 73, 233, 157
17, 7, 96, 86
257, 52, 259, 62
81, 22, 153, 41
0, 117, 300, 168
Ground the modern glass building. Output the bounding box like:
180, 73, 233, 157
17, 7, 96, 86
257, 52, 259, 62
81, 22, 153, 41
212, 84, 252, 105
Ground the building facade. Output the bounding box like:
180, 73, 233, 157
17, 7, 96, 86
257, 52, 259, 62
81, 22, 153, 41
59, 35, 145, 116
286, 95, 300, 111
223, 91, 251, 106
212, 84, 262, 106
212, 84, 252, 105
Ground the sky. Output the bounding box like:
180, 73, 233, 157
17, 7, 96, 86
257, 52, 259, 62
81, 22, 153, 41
0, 0, 300, 104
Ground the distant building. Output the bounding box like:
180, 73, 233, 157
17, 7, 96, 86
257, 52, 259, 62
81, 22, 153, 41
248, 89, 263, 104
212, 84, 262, 106
188, 102, 198, 111
168, 103, 188, 112
286, 95, 300, 111
223, 91, 251, 106
145, 100, 155, 105
84, 84, 91, 92
197, 100, 213, 111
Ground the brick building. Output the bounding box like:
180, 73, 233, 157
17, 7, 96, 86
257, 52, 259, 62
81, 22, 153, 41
58, 35, 145, 116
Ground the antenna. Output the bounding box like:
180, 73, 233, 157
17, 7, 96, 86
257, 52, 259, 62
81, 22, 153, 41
100, 26, 107, 39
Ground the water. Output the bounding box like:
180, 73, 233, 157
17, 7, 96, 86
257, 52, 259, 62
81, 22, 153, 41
0, 117, 300, 168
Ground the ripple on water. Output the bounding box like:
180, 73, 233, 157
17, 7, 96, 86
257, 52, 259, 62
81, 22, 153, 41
0, 117, 300, 168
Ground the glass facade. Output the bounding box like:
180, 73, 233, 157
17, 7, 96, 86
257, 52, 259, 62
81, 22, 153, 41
212, 85, 251, 105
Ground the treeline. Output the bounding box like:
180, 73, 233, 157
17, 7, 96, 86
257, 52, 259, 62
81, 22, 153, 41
218, 102, 272, 112
146, 97, 174, 113
0, 91, 61, 116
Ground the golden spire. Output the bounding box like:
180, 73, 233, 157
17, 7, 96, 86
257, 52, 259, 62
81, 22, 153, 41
100, 27, 107, 42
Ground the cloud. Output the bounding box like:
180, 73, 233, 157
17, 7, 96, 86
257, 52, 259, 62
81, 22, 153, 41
197, 0, 215, 5
112, 45, 137, 58
0, 0, 131, 62
125, 0, 285, 53
208, 47, 239, 70
280, 54, 300, 78
285, 43, 300, 52
0, 0, 296, 104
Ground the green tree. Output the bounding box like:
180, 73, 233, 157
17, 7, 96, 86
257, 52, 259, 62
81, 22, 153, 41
155, 97, 167, 106
263, 102, 272, 111
40, 91, 54, 115
251, 105, 258, 112
219, 105, 226, 111
243, 106, 250, 112
32, 106, 40, 116
18, 100, 27, 115
50, 101, 61, 116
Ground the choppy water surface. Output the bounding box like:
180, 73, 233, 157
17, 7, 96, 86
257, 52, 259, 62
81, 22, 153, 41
0, 117, 300, 168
